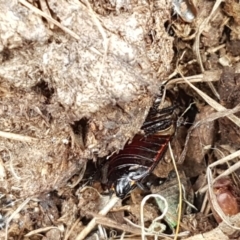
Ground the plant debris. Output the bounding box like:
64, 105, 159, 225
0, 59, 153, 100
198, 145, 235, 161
0, 0, 240, 239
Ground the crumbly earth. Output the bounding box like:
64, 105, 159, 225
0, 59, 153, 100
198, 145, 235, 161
0, 0, 240, 239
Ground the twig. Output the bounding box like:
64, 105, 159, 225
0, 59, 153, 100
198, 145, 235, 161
0, 131, 36, 142
76, 195, 120, 240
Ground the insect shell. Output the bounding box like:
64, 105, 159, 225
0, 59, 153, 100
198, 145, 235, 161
104, 91, 178, 199
210, 177, 239, 223
172, 0, 197, 23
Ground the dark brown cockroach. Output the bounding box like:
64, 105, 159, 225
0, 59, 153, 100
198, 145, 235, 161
172, 0, 197, 23
103, 91, 178, 199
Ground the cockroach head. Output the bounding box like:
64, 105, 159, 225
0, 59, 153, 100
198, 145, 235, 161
114, 177, 136, 199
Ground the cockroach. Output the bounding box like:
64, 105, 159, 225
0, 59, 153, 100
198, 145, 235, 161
103, 90, 179, 199
172, 0, 197, 23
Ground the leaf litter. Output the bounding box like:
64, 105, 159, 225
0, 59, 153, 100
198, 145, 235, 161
0, 0, 240, 239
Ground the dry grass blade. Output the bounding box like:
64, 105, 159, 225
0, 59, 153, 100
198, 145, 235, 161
25, 226, 60, 237
124, 216, 189, 239
193, 0, 223, 72
5, 198, 31, 240
167, 70, 222, 85
179, 105, 240, 164
179, 70, 240, 128
168, 142, 182, 240
4, 147, 22, 180
196, 105, 240, 123
193, 0, 223, 98
80, 0, 107, 47
19, 0, 80, 40
122, 193, 189, 240
64, 219, 81, 240
95, 217, 141, 235
184, 214, 240, 240
80, 0, 109, 88
199, 150, 240, 194
177, 69, 240, 232
215, 161, 240, 181
39, 0, 54, 28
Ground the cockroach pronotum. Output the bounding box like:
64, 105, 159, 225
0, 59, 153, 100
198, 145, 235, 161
103, 88, 179, 199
